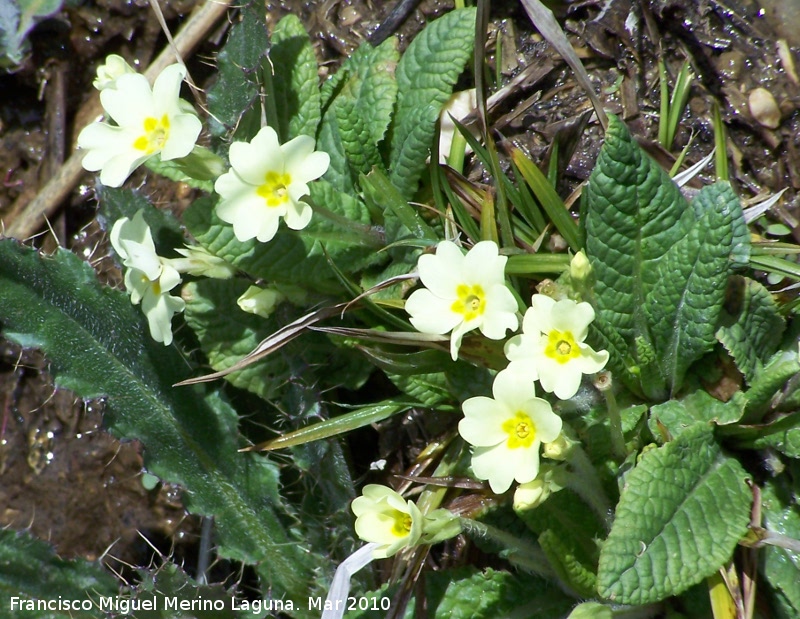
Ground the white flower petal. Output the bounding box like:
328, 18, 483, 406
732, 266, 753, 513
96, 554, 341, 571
470, 445, 517, 494
151, 64, 187, 114
283, 199, 313, 230
459, 396, 510, 446
463, 241, 507, 287
538, 358, 583, 400
141, 287, 184, 345
228, 138, 280, 186
491, 368, 537, 409
416, 249, 461, 299
526, 294, 556, 334
551, 299, 594, 342
161, 113, 202, 160
99, 152, 149, 188
529, 400, 563, 443
574, 344, 610, 373
100, 74, 152, 127
281, 134, 315, 171
405, 289, 461, 335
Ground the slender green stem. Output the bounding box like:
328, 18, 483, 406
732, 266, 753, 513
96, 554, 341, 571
447, 130, 467, 174
563, 446, 613, 530
604, 386, 627, 461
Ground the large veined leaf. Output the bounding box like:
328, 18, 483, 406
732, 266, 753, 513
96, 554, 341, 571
716, 277, 784, 382
644, 181, 735, 393
761, 478, 800, 617
345, 568, 575, 619
271, 14, 321, 140
320, 38, 400, 179
597, 423, 751, 604
389, 8, 477, 200
0, 241, 317, 611
584, 115, 694, 346
0, 529, 117, 619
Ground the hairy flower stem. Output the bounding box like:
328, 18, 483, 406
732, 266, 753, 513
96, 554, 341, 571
563, 446, 613, 531
595, 371, 626, 460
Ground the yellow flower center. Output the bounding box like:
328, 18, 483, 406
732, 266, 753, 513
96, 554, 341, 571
140, 272, 161, 295
502, 411, 537, 449
133, 115, 170, 154
390, 510, 413, 537
451, 284, 486, 322
544, 330, 581, 364
256, 171, 292, 207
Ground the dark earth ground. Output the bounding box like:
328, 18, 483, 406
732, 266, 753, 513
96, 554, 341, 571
2, 0, 800, 592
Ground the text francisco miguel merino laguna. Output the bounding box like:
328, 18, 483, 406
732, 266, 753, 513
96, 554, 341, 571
9, 594, 391, 614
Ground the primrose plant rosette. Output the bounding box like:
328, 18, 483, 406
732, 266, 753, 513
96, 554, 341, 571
459, 368, 562, 494
351, 484, 423, 559
405, 240, 519, 360
78, 63, 202, 188
505, 294, 609, 400
214, 126, 330, 243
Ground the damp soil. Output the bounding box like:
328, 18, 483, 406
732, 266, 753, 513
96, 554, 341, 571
1, 0, 800, 591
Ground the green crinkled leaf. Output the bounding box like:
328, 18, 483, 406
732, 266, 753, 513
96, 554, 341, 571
567, 602, 613, 619
648, 390, 745, 441
645, 182, 735, 393
344, 568, 574, 619
206, 4, 267, 140
584, 115, 695, 341
183, 185, 382, 295
335, 39, 400, 175
516, 488, 604, 598
0, 529, 117, 619
0, 241, 317, 610
717, 277, 784, 382
271, 14, 321, 140
539, 529, 597, 598
597, 423, 751, 604
389, 8, 477, 200
761, 478, 800, 618
387, 371, 450, 408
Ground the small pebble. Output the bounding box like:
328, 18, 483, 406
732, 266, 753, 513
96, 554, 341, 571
748, 87, 781, 129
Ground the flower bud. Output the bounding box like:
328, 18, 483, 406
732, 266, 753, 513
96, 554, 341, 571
93, 54, 137, 90
237, 285, 284, 319
569, 250, 592, 284
513, 478, 550, 511
170, 245, 236, 279
543, 433, 576, 461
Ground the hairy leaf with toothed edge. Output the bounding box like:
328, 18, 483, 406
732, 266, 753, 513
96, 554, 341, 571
389, 8, 477, 200
597, 423, 751, 604
0, 529, 117, 619
206, 3, 266, 140
0, 240, 317, 613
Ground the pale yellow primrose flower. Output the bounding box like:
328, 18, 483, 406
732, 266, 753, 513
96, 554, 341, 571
405, 240, 519, 360
459, 368, 562, 494
505, 294, 609, 400
78, 63, 202, 188
92, 54, 137, 90
351, 485, 423, 559
214, 126, 330, 243
110, 212, 185, 346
